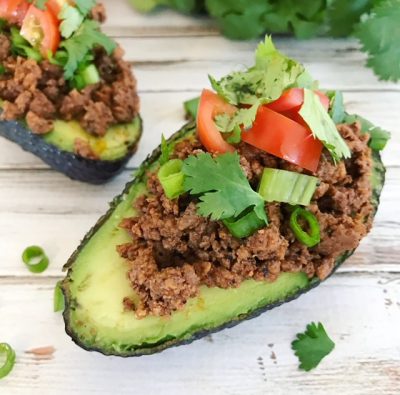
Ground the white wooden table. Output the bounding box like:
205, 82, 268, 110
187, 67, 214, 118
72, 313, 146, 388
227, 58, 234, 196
1, 1, 399, 394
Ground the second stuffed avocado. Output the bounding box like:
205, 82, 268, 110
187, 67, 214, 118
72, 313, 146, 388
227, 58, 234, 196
62, 37, 389, 356
0, 1, 141, 183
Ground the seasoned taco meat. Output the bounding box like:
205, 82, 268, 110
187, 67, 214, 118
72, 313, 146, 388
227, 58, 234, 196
118, 121, 373, 318
0, 5, 139, 157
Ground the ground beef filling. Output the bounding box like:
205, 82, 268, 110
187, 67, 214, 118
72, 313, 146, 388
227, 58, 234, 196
0, 27, 139, 157
118, 122, 373, 318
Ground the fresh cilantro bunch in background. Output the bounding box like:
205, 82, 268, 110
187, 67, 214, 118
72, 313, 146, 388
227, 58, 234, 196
130, 0, 400, 81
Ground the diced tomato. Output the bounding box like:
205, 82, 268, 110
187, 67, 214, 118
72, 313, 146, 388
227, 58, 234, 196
0, 0, 29, 24
267, 88, 330, 113
20, 4, 60, 56
197, 89, 237, 154
242, 106, 323, 172
46, 0, 64, 19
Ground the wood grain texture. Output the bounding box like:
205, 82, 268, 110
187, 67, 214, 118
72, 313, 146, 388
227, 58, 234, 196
0, 0, 399, 393
0, 273, 399, 395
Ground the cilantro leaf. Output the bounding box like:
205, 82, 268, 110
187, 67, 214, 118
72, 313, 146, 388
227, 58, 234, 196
205, 0, 273, 40
210, 37, 306, 133
344, 113, 391, 151
326, 0, 372, 37
292, 322, 335, 371
60, 20, 116, 79
299, 89, 351, 162
215, 102, 259, 134
326, 90, 346, 124
210, 36, 305, 107
262, 0, 325, 39
10, 27, 42, 62
354, 0, 400, 81
74, 0, 97, 16
28, 0, 47, 10
182, 152, 267, 222
60, 4, 84, 39
159, 134, 174, 165
183, 96, 200, 120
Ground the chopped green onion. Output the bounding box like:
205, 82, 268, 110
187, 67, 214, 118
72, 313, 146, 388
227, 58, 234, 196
290, 207, 320, 247
81, 64, 100, 86
158, 159, 185, 199
0, 343, 16, 380
53, 281, 65, 313
183, 97, 200, 120
223, 207, 268, 238
0, 64, 6, 75
22, 246, 49, 274
258, 168, 318, 206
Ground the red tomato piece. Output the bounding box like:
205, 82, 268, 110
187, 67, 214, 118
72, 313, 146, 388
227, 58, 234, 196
20, 4, 60, 56
242, 106, 323, 172
197, 89, 237, 154
0, 0, 29, 24
46, 0, 63, 19
267, 88, 330, 113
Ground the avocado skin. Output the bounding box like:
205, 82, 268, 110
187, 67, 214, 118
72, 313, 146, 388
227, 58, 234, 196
0, 116, 142, 184
62, 121, 386, 356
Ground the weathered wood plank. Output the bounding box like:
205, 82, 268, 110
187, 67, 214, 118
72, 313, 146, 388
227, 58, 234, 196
0, 165, 398, 277
0, 273, 399, 394
0, 90, 398, 170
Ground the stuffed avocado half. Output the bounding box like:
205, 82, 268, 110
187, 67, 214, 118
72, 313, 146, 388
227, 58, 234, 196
62, 37, 389, 356
0, 1, 141, 183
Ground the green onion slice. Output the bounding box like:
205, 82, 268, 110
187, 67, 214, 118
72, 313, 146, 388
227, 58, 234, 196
290, 206, 320, 247
81, 64, 100, 87
53, 281, 65, 313
22, 246, 49, 274
158, 159, 185, 199
183, 96, 200, 121
258, 168, 318, 206
0, 343, 16, 380
223, 207, 268, 238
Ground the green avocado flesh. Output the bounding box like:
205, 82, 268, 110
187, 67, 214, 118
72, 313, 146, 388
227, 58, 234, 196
62, 122, 386, 356
43, 117, 142, 161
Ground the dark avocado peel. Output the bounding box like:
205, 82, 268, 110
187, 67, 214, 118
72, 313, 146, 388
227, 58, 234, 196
61, 120, 386, 357
0, 115, 142, 184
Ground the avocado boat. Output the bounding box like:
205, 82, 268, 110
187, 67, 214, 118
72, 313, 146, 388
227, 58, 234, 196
62, 38, 389, 356
0, 1, 141, 184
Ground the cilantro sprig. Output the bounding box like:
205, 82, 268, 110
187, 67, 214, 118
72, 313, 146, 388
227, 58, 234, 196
57, 20, 116, 79
182, 152, 268, 223
299, 89, 351, 162
211, 37, 309, 137
354, 0, 400, 82
292, 322, 335, 371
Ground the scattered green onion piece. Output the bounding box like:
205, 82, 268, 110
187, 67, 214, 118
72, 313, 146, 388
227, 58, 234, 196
53, 281, 65, 313
258, 168, 318, 206
0, 64, 6, 75
22, 246, 49, 274
223, 207, 268, 238
0, 343, 16, 380
183, 96, 200, 120
80, 64, 100, 87
158, 159, 185, 199
290, 206, 320, 247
